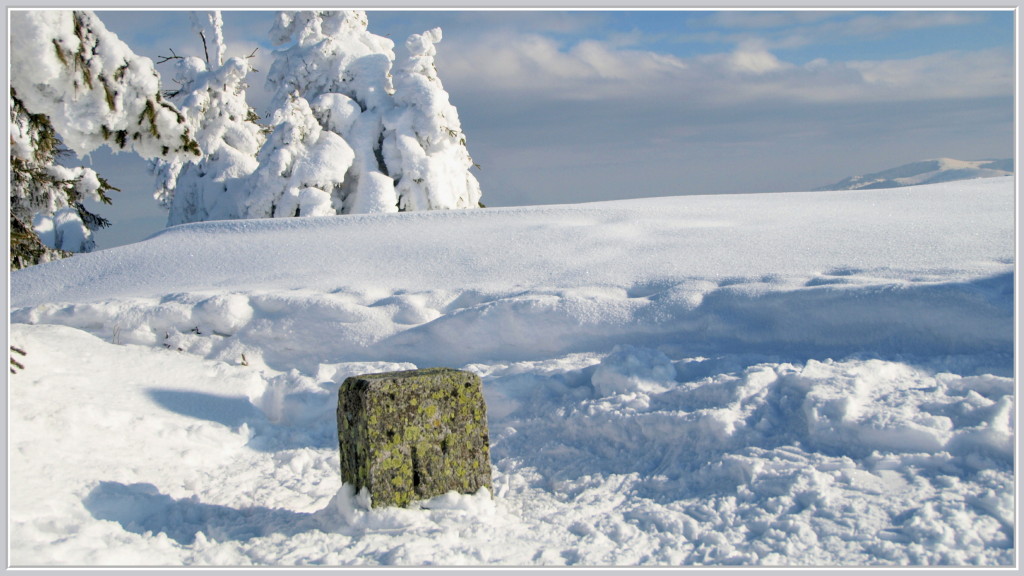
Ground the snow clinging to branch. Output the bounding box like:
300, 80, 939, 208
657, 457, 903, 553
9, 10, 199, 161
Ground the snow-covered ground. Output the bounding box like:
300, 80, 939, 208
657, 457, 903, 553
8, 177, 1017, 566
818, 157, 1014, 191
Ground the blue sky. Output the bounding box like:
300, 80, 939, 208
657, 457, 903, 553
72, 9, 1015, 248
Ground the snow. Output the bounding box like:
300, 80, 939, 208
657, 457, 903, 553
7, 176, 1016, 567
819, 157, 1014, 191
245, 10, 481, 218
32, 207, 92, 253
8, 10, 198, 161
151, 24, 264, 226
383, 27, 483, 211
249, 95, 356, 219
254, 10, 400, 218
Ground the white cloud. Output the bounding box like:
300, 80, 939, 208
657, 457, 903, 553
700, 11, 987, 52
440, 27, 1011, 110
726, 41, 788, 74
837, 11, 983, 39
438, 32, 687, 100
707, 11, 835, 30
847, 48, 1013, 99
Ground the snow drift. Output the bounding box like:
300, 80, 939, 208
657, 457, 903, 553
12, 177, 1012, 370
8, 177, 1016, 566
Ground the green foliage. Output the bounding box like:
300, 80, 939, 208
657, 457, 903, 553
71, 12, 94, 91
139, 99, 158, 137
9, 214, 68, 270
100, 74, 117, 111
51, 39, 67, 67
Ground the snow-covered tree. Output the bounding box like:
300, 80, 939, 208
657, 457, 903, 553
245, 10, 399, 217
190, 10, 226, 70
242, 92, 354, 218
151, 11, 265, 225
383, 28, 483, 211
9, 10, 199, 267
265, 11, 395, 112
9, 92, 117, 268
243, 10, 483, 218
9, 10, 200, 160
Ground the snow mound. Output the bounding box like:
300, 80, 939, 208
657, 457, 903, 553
11, 178, 1014, 371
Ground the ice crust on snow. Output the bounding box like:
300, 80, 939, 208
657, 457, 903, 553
8, 178, 1015, 566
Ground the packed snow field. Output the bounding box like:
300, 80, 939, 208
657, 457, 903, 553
8, 177, 1016, 566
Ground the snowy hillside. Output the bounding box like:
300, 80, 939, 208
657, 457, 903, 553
8, 177, 1016, 566
818, 158, 1013, 191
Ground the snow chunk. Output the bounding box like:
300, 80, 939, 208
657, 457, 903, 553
33, 207, 92, 253
591, 345, 677, 396
192, 294, 254, 336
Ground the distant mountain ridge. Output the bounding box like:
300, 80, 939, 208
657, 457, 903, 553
818, 158, 1013, 191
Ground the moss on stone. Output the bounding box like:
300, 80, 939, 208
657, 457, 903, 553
337, 367, 492, 508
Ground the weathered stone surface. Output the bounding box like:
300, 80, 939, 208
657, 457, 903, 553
337, 367, 492, 508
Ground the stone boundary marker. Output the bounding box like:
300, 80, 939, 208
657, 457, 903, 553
337, 367, 492, 508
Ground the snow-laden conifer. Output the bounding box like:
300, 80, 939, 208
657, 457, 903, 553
383, 28, 483, 211
251, 10, 399, 216
191, 10, 226, 69
9, 93, 117, 267
241, 93, 354, 218
265, 10, 395, 111
151, 11, 265, 225
9, 10, 199, 160
8, 10, 198, 267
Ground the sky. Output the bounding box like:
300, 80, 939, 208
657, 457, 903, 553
57, 8, 1016, 249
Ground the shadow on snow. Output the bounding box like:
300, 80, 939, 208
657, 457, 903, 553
145, 389, 339, 452
83, 481, 318, 545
